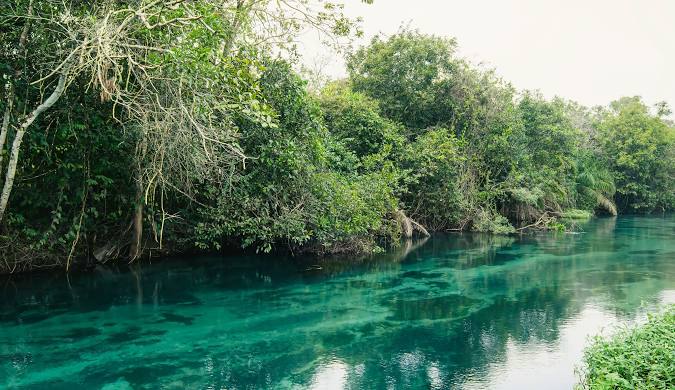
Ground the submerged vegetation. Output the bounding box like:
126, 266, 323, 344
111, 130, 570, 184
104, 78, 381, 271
0, 1, 673, 273
576, 306, 675, 390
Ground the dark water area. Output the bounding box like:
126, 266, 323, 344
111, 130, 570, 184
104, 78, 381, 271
1, 216, 674, 389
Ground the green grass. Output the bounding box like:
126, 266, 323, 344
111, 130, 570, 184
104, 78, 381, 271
576, 305, 675, 390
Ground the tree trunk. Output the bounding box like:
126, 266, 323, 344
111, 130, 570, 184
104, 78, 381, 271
129, 169, 144, 261
129, 135, 147, 261
0, 70, 70, 223
396, 210, 413, 238
395, 209, 430, 238
0, 0, 32, 172
220, 0, 246, 58
0, 95, 12, 171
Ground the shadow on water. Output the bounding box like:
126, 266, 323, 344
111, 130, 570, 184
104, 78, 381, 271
0, 215, 674, 389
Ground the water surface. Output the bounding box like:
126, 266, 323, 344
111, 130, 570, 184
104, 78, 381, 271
1, 216, 674, 389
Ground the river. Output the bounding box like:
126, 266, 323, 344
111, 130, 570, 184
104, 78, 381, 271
1, 215, 674, 389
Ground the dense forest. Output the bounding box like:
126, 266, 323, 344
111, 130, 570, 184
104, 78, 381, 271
0, 0, 673, 273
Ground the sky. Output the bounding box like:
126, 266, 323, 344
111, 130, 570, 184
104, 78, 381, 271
299, 0, 675, 111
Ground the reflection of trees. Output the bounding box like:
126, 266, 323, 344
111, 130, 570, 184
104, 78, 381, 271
322, 284, 582, 389
299, 237, 430, 279
406, 233, 517, 269
525, 216, 620, 258
0, 255, 303, 320
288, 263, 586, 388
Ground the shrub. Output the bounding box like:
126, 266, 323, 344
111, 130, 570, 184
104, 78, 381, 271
472, 209, 515, 234
319, 83, 405, 161
576, 305, 675, 390
399, 127, 465, 230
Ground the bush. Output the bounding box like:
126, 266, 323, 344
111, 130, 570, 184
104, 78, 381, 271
308, 169, 399, 253
193, 60, 400, 254
399, 127, 465, 230
471, 209, 515, 234
576, 305, 675, 390
319, 83, 405, 161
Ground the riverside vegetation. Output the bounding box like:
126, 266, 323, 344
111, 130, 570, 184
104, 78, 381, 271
576, 305, 675, 390
0, 0, 674, 273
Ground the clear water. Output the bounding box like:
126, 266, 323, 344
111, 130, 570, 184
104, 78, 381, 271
1, 216, 674, 390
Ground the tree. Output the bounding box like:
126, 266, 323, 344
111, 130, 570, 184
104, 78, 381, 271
596, 97, 675, 212
347, 29, 524, 231
347, 29, 461, 130
319, 82, 405, 161
0, 0, 365, 262
195, 60, 399, 254
399, 127, 464, 230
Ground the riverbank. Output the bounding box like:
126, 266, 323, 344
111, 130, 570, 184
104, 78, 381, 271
576, 305, 675, 390
3, 213, 673, 275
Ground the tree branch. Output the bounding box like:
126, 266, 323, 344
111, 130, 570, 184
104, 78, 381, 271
0, 63, 72, 223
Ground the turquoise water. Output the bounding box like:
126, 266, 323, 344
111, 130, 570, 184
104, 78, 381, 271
1, 216, 674, 389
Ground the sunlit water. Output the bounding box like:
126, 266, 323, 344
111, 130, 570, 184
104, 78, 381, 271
1, 216, 674, 389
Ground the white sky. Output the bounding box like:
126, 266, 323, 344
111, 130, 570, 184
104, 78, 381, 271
299, 0, 675, 110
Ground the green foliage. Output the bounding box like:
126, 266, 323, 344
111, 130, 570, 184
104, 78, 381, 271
319, 83, 405, 161
310, 169, 399, 252
346, 28, 526, 231
518, 93, 581, 170
194, 60, 322, 252
194, 60, 398, 254
575, 152, 617, 215
596, 97, 675, 213
471, 209, 515, 234
506, 94, 583, 214
509, 187, 545, 207
1, 9, 673, 272
347, 29, 461, 130
398, 127, 464, 230
576, 306, 675, 390
562, 209, 593, 220
0, 90, 134, 269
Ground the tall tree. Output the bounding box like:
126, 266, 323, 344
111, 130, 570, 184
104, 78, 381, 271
597, 97, 675, 212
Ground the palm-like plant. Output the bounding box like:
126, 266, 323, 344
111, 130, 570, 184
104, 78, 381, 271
576, 158, 617, 215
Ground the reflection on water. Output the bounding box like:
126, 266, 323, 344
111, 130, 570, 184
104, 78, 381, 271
1, 216, 674, 389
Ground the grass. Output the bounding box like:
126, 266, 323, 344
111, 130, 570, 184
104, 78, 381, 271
576, 305, 675, 390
